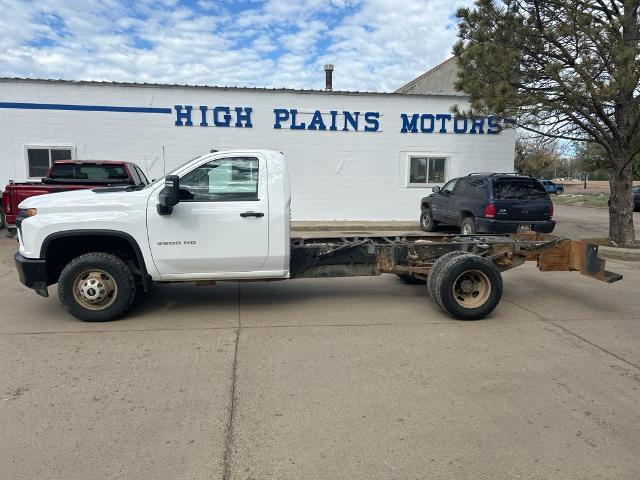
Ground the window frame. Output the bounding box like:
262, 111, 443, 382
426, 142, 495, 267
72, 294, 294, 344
24, 144, 76, 180
405, 153, 449, 188
134, 165, 149, 184
178, 155, 261, 203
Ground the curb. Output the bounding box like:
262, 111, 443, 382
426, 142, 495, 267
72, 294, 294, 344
291, 222, 420, 232
598, 245, 640, 262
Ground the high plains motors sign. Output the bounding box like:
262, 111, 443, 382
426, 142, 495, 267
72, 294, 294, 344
0, 101, 507, 134
174, 105, 507, 135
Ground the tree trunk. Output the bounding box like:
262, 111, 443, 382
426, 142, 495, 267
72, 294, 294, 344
608, 150, 636, 247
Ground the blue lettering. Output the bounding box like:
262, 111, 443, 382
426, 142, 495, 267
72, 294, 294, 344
364, 112, 380, 132
308, 110, 327, 130
400, 113, 419, 133
469, 117, 485, 134
290, 109, 306, 130
487, 116, 501, 134
199, 106, 208, 127
234, 107, 252, 128
329, 111, 338, 131
343, 111, 359, 131
213, 106, 231, 127
273, 108, 290, 129
453, 116, 468, 134
435, 113, 451, 133
174, 105, 193, 126
420, 114, 435, 133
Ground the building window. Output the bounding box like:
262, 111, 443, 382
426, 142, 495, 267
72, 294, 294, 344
408, 156, 446, 186
26, 146, 74, 178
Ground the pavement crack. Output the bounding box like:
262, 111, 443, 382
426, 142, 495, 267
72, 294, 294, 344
222, 284, 241, 480
504, 298, 640, 371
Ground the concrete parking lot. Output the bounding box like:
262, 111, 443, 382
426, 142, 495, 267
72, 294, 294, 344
1, 222, 640, 479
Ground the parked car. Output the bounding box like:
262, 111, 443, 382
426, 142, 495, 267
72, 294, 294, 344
2, 160, 148, 230
634, 185, 640, 211
539, 179, 564, 194
420, 173, 555, 234
0, 188, 4, 230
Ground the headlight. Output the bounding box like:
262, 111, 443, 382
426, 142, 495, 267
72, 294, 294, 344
23, 208, 38, 217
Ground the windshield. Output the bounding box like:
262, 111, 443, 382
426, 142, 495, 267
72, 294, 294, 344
49, 163, 130, 183
492, 179, 547, 200
142, 155, 205, 189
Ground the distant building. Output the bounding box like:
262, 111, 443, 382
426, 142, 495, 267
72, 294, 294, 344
395, 57, 461, 96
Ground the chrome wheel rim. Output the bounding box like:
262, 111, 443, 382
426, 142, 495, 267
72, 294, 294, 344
462, 223, 473, 235
72, 269, 118, 310
452, 270, 491, 308
422, 212, 430, 228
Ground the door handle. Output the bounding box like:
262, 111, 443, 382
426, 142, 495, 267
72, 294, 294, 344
240, 211, 264, 218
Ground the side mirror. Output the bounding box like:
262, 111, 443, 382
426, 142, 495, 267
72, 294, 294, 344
432, 186, 441, 193
157, 175, 180, 215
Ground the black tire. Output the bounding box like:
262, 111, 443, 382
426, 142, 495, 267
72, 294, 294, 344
396, 274, 427, 285
420, 207, 437, 232
460, 216, 476, 235
426, 250, 469, 300
58, 252, 136, 322
432, 254, 503, 320
0, 207, 5, 230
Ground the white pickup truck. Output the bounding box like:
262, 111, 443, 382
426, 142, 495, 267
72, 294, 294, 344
14, 149, 621, 322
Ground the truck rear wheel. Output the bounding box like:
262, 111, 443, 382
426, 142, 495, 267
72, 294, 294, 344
58, 252, 136, 322
426, 250, 469, 300
432, 254, 502, 320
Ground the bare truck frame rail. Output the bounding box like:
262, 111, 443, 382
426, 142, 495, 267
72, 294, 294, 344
290, 232, 622, 320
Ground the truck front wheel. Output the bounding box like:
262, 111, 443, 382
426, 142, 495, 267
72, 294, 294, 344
58, 252, 136, 322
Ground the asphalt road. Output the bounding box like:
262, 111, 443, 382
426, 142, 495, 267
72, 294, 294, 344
553, 204, 640, 240
1, 221, 640, 479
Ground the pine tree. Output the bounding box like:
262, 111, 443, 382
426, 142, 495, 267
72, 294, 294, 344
454, 0, 639, 246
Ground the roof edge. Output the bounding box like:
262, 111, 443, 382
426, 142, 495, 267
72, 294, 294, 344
394, 56, 460, 93
0, 76, 465, 99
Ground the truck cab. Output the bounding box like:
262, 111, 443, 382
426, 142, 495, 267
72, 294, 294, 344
15, 150, 291, 319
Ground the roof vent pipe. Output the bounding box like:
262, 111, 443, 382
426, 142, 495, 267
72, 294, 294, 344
324, 64, 334, 91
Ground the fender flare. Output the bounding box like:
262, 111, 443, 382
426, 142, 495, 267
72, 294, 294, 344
40, 229, 153, 291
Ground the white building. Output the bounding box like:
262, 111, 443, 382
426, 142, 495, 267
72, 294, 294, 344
0, 69, 515, 221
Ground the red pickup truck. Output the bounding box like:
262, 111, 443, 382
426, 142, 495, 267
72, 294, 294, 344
1, 160, 149, 230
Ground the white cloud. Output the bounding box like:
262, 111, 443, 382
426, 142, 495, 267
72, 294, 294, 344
0, 0, 473, 91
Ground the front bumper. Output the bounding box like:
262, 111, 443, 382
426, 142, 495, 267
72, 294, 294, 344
476, 218, 556, 234
14, 252, 49, 297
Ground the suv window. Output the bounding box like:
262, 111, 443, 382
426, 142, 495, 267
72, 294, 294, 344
492, 178, 546, 200
440, 178, 459, 195
460, 177, 487, 200
179, 157, 259, 202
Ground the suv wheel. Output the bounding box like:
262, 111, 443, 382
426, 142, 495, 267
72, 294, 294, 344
461, 217, 476, 235
420, 207, 437, 232
0, 207, 5, 230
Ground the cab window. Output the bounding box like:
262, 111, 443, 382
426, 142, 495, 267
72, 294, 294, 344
179, 157, 259, 202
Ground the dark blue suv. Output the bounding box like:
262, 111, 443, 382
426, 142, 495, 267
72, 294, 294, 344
420, 173, 556, 234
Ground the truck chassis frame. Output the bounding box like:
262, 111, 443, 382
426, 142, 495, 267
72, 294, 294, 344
290, 232, 621, 320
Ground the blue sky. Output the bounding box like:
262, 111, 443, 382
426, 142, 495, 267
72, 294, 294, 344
0, 0, 473, 92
